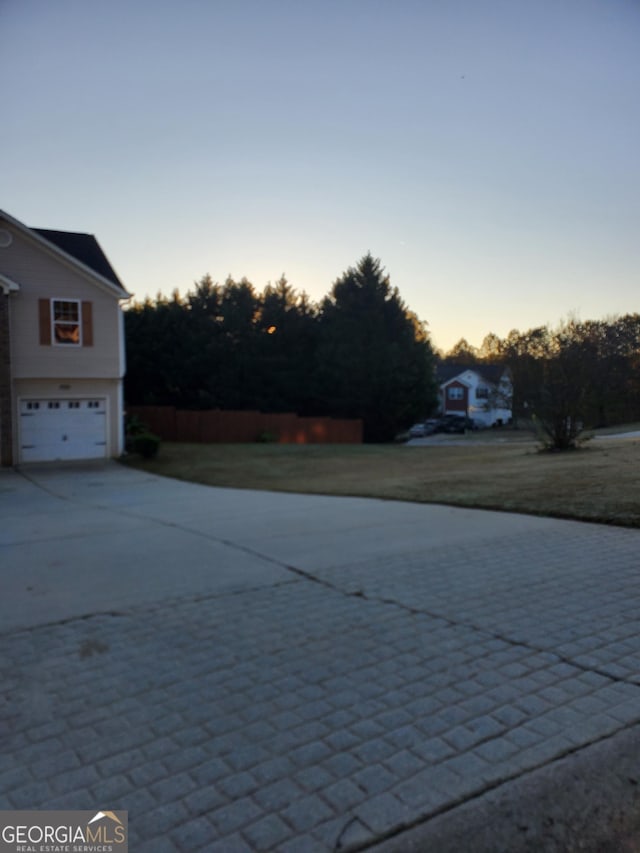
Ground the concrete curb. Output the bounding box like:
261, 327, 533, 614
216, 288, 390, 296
366, 723, 640, 853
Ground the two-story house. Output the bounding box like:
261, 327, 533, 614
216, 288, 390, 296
0, 209, 130, 466
438, 363, 512, 427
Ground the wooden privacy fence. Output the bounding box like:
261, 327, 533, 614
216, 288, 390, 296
127, 406, 363, 444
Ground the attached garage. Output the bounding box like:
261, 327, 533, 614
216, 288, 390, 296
1, 209, 131, 468
19, 398, 107, 463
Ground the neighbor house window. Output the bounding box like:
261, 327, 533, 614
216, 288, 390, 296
448, 386, 464, 400
52, 299, 81, 345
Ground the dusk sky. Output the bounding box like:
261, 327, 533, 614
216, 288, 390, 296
3, 0, 639, 352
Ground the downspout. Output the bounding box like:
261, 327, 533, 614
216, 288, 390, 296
117, 300, 128, 456
0, 277, 19, 466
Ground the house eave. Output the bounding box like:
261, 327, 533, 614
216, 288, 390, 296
0, 209, 132, 301
0, 273, 21, 295
439, 376, 473, 392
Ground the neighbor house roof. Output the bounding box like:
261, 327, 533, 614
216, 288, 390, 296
437, 362, 508, 387
32, 228, 125, 291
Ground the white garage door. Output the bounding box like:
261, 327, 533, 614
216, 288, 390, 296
20, 399, 107, 463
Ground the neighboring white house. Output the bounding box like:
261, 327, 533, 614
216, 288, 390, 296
0, 209, 130, 466
438, 364, 512, 427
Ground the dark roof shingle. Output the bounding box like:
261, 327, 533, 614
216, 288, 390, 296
32, 228, 125, 291
437, 362, 508, 386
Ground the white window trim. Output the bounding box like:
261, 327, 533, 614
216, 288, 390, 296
51, 298, 82, 347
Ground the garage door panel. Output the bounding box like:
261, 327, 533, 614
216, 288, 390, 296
20, 399, 107, 463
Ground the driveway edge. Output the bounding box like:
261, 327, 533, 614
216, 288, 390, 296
366, 722, 640, 852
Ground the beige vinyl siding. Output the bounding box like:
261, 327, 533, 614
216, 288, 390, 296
1, 226, 125, 380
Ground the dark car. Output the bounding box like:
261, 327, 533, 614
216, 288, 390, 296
437, 415, 477, 433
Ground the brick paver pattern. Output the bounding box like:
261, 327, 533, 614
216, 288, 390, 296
2, 522, 640, 851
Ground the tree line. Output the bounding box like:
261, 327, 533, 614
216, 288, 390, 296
124, 254, 438, 442
125, 251, 639, 447
442, 316, 640, 448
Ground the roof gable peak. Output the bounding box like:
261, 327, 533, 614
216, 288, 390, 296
0, 209, 129, 299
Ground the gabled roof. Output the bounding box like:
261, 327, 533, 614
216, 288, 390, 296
32, 229, 125, 291
0, 209, 130, 299
437, 362, 508, 387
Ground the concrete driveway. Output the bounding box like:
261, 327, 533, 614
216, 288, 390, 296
2, 462, 640, 851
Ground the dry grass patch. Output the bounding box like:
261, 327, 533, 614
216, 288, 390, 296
126, 433, 640, 527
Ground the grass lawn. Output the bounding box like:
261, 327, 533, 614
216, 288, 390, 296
125, 428, 640, 527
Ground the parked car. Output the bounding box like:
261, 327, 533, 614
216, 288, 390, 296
409, 418, 442, 438
436, 415, 478, 434
409, 422, 428, 438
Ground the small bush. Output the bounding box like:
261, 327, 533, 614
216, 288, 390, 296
132, 432, 161, 458
125, 414, 151, 452
256, 430, 278, 443
125, 414, 148, 436
532, 413, 588, 452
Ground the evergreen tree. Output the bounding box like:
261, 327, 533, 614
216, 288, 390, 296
316, 253, 437, 441
256, 276, 320, 412
124, 257, 438, 440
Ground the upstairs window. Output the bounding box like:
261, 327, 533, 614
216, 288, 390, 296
52, 300, 81, 345
476, 386, 489, 399
39, 298, 93, 347
448, 386, 464, 400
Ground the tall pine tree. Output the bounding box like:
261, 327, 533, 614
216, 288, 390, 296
317, 254, 437, 441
